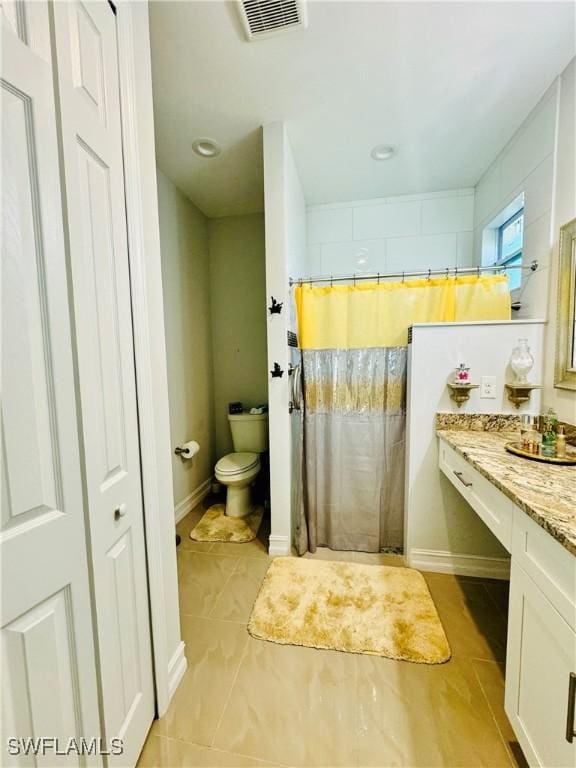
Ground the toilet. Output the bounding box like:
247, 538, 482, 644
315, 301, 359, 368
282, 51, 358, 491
214, 412, 268, 518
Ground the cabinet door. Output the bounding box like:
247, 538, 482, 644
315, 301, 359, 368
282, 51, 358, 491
50, 2, 154, 765
505, 560, 576, 767
1, 2, 101, 760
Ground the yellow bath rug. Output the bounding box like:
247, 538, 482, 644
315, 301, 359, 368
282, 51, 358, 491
190, 503, 263, 543
248, 557, 451, 664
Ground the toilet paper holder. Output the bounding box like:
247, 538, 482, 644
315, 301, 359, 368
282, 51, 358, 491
174, 440, 200, 459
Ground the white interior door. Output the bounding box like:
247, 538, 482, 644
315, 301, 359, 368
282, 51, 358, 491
1, 3, 102, 765
50, 1, 154, 765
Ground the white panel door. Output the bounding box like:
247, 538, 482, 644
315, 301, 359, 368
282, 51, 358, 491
50, 2, 154, 765
1, 3, 102, 765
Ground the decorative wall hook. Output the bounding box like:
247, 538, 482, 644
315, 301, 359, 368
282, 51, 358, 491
271, 362, 284, 378
269, 296, 283, 314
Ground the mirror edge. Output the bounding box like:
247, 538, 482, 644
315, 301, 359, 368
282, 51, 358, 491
554, 217, 576, 391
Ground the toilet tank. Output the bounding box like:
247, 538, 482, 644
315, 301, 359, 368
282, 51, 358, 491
228, 412, 268, 453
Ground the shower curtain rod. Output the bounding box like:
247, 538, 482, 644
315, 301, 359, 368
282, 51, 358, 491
289, 259, 538, 286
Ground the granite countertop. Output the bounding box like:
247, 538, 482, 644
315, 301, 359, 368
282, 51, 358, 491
436, 418, 576, 556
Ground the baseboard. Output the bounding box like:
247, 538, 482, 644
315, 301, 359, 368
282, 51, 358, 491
174, 478, 211, 523
408, 548, 510, 580
268, 534, 291, 557
167, 641, 187, 702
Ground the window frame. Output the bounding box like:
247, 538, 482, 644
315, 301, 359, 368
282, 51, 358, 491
496, 207, 524, 267
495, 207, 524, 292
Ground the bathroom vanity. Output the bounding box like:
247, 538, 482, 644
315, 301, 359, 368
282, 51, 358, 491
437, 426, 576, 768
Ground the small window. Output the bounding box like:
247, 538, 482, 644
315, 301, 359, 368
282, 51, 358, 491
496, 209, 524, 291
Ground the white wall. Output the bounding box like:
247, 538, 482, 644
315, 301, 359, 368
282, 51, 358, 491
157, 171, 215, 516
208, 213, 268, 457
305, 189, 474, 278
405, 320, 545, 577
263, 122, 308, 556
473, 56, 575, 424
544, 58, 575, 422
473, 81, 558, 319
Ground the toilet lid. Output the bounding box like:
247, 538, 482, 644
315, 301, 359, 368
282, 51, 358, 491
215, 452, 259, 476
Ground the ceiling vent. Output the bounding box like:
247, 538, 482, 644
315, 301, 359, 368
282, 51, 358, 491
237, 0, 307, 41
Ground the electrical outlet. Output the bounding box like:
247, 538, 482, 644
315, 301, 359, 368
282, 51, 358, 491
480, 375, 497, 398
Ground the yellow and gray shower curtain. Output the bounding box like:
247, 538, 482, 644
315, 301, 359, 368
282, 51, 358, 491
293, 276, 510, 555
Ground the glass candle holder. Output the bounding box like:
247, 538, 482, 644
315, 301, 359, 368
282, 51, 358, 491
510, 338, 534, 384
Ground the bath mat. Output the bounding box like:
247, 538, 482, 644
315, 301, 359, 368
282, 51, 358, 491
248, 557, 451, 664
190, 503, 263, 543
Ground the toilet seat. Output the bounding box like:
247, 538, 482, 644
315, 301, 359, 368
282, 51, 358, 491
215, 452, 259, 477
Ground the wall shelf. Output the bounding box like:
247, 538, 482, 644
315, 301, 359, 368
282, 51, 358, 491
505, 383, 542, 409
447, 382, 479, 407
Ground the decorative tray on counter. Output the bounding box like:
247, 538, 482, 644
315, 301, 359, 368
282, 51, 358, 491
505, 442, 576, 465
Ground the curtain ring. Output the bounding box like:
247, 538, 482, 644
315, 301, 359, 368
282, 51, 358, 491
402, 271, 405, 283
455, 266, 459, 280
377, 272, 380, 284
330, 275, 333, 287
427, 269, 431, 281
445, 267, 449, 280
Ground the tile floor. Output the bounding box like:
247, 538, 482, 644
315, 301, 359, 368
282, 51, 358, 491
138, 499, 527, 768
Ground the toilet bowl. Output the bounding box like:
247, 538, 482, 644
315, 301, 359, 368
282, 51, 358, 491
214, 411, 268, 518
215, 452, 260, 518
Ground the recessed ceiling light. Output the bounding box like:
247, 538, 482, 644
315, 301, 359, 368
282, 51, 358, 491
191, 138, 221, 158
370, 144, 397, 161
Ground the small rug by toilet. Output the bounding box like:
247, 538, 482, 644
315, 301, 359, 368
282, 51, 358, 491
190, 503, 263, 543
248, 557, 451, 664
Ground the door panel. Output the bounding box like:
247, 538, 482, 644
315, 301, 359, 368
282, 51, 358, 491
1, 82, 60, 526
105, 530, 143, 736
51, 2, 154, 765
69, 1, 106, 120
75, 140, 127, 487
3, 589, 83, 749
1, 3, 101, 763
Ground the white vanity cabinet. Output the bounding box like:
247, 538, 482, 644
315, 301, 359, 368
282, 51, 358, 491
438, 437, 576, 768
506, 510, 576, 767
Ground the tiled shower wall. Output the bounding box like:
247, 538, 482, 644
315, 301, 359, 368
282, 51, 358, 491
304, 188, 475, 279
473, 74, 558, 320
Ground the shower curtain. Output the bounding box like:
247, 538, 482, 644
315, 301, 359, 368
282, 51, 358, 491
294, 275, 511, 554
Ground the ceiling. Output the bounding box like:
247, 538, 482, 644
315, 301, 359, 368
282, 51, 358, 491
149, 1, 575, 218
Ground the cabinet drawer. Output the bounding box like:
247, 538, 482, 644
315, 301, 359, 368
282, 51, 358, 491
439, 438, 513, 552
512, 508, 576, 630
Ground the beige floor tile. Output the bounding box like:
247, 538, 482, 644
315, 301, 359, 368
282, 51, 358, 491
424, 574, 508, 662
303, 547, 405, 568
138, 734, 282, 767
213, 637, 357, 767
303, 547, 368, 563
210, 519, 271, 559
210, 557, 271, 623
157, 543, 519, 767
152, 616, 249, 747
346, 551, 406, 567
178, 551, 238, 617
484, 580, 510, 622
356, 654, 513, 767
473, 660, 528, 768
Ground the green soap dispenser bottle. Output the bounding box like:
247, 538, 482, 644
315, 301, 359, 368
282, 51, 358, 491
541, 407, 558, 457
